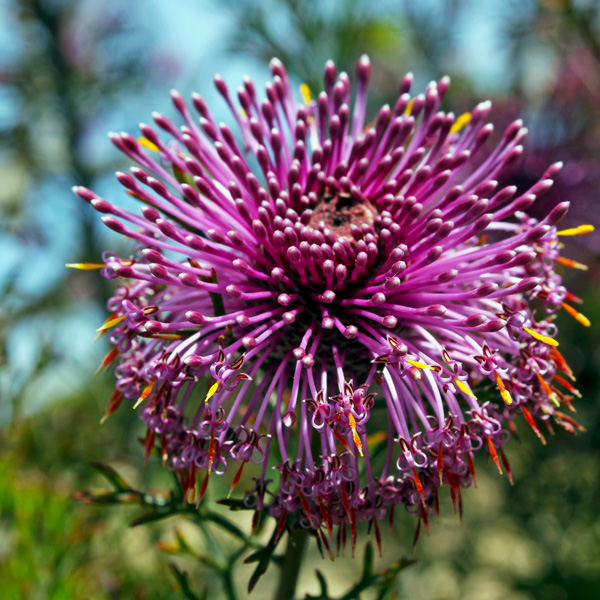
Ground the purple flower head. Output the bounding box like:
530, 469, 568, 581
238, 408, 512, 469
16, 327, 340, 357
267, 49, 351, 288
75, 56, 589, 550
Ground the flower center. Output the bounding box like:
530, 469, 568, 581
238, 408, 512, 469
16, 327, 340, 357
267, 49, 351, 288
308, 192, 377, 240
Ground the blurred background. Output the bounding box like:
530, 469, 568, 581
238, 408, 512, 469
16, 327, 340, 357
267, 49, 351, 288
1, 0, 599, 598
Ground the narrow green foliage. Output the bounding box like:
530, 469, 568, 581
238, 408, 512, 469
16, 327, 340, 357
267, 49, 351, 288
79, 462, 415, 599
168, 563, 203, 600
200, 269, 226, 318
244, 525, 285, 593
90, 460, 134, 491
305, 543, 415, 600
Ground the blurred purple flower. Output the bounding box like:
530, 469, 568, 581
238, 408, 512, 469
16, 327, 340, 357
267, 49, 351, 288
74, 56, 588, 549
496, 45, 600, 255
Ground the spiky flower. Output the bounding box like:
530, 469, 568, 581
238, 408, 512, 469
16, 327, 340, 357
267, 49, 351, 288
73, 56, 590, 550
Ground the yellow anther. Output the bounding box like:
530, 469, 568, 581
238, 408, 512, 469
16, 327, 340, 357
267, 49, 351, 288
524, 327, 559, 346
137, 137, 160, 153
406, 359, 433, 370
499, 387, 513, 406
494, 371, 512, 405
453, 377, 477, 400
561, 302, 591, 327
404, 98, 415, 115
556, 256, 588, 271
204, 379, 221, 402
348, 412, 364, 457
66, 263, 105, 270
300, 83, 312, 105
556, 224, 594, 236
449, 112, 472, 134
96, 314, 126, 333
535, 372, 561, 407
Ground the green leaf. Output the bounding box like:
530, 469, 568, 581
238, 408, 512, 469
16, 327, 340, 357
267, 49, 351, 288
315, 569, 329, 596
195, 553, 220, 570
380, 556, 417, 583
201, 509, 260, 548
130, 510, 177, 527
89, 461, 133, 492
175, 528, 195, 555
216, 497, 254, 510
168, 562, 201, 600
362, 542, 374, 579
245, 526, 283, 593
173, 164, 198, 188
200, 269, 226, 318
302, 546, 415, 600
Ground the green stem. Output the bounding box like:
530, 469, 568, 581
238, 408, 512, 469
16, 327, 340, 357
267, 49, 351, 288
273, 528, 309, 600
222, 569, 238, 600
197, 518, 239, 600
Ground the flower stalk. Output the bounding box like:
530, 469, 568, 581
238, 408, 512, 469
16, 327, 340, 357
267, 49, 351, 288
274, 527, 310, 600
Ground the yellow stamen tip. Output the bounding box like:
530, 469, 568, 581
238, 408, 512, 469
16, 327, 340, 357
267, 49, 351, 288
453, 377, 477, 400
577, 314, 591, 327
556, 256, 588, 271
348, 412, 364, 457
406, 359, 433, 370
449, 112, 472, 134
404, 98, 415, 115
133, 380, 156, 410
204, 380, 221, 403
300, 83, 312, 105
96, 314, 126, 333
137, 137, 160, 152
66, 263, 105, 270
494, 371, 512, 405
562, 302, 591, 327
524, 327, 559, 346
556, 224, 594, 236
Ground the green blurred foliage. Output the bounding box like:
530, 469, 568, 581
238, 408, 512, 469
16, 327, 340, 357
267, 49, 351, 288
221, 0, 406, 92
0, 0, 151, 423
0, 368, 186, 596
